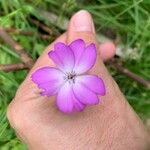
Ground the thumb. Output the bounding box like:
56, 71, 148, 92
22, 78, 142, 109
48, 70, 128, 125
67, 10, 111, 80
67, 10, 96, 45
67, 10, 116, 62
66, 10, 120, 106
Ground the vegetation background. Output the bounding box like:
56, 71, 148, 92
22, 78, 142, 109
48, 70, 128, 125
0, 0, 150, 149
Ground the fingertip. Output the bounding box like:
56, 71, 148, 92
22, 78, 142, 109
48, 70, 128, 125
69, 10, 95, 33
67, 10, 96, 44
99, 42, 116, 61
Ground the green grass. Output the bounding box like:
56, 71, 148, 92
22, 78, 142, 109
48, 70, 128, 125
0, 0, 150, 149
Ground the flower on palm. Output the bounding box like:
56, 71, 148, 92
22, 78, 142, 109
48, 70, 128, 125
31, 39, 106, 113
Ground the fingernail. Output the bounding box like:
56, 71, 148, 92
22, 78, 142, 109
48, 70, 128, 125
71, 10, 95, 33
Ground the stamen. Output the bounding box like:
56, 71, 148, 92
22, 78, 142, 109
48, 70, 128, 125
64, 71, 76, 83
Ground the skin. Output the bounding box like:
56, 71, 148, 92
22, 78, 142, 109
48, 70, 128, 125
7, 10, 150, 150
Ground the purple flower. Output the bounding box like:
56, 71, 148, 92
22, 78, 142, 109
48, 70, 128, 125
31, 39, 106, 113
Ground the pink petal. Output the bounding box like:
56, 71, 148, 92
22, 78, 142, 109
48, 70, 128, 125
31, 67, 64, 96
57, 82, 74, 113
73, 82, 99, 105
73, 99, 86, 112
75, 75, 106, 95
39, 80, 63, 96
74, 43, 97, 74
48, 42, 75, 72
69, 39, 85, 64
57, 82, 86, 113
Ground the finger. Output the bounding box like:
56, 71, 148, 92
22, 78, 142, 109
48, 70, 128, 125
67, 10, 116, 62
67, 10, 107, 75
66, 10, 117, 106
99, 41, 116, 61
67, 10, 96, 45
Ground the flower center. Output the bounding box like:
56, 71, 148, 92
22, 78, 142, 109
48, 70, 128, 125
64, 71, 76, 83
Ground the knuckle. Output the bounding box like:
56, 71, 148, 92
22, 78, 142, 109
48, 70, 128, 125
68, 32, 96, 45
7, 100, 15, 124
7, 99, 25, 131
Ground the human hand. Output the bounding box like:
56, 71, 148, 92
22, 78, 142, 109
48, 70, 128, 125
7, 10, 150, 150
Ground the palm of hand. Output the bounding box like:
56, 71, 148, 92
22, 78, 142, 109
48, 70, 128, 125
7, 11, 149, 150
8, 38, 128, 149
